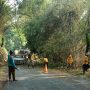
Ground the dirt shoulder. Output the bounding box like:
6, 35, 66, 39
0, 65, 8, 90
49, 67, 90, 78
61, 68, 90, 79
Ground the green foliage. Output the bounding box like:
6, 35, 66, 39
5, 27, 27, 51
0, 0, 11, 47
0, 0, 11, 33
21, 0, 90, 67
18, 0, 49, 20
1, 0, 90, 67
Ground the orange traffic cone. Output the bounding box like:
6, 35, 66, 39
44, 64, 48, 73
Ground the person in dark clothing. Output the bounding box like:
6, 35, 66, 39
82, 64, 89, 74
82, 56, 89, 74
8, 50, 17, 81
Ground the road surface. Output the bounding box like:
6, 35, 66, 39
4, 66, 90, 90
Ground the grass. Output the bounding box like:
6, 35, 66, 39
48, 67, 84, 76
85, 69, 90, 78
65, 68, 83, 76
62, 68, 90, 79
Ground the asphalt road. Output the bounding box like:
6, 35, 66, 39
4, 66, 90, 90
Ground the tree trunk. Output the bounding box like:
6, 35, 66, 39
85, 34, 89, 54
1, 37, 4, 47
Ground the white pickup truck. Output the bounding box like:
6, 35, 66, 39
13, 55, 26, 65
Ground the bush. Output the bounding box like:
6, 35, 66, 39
85, 69, 90, 77
0, 47, 8, 63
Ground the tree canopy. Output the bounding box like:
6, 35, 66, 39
0, 0, 90, 66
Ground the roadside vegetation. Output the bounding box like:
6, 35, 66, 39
0, 0, 90, 77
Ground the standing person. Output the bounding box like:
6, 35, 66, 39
67, 54, 73, 68
31, 53, 36, 68
8, 50, 17, 81
44, 57, 48, 68
43, 56, 48, 73
31, 60, 35, 68
27, 59, 30, 68
27, 54, 31, 68
82, 56, 89, 74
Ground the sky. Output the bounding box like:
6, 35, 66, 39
6, 0, 23, 8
